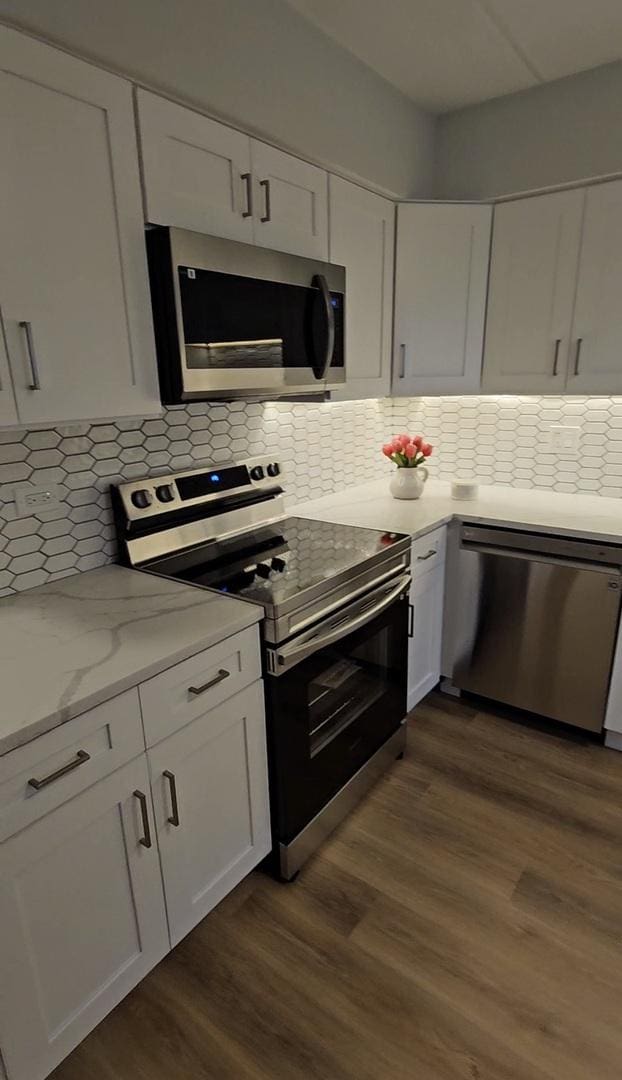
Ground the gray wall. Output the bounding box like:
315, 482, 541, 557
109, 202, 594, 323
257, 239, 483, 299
0, 0, 435, 197
436, 60, 622, 200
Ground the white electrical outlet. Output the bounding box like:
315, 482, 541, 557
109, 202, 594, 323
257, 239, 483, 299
548, 425, 581, 453
14, 483, 61, 518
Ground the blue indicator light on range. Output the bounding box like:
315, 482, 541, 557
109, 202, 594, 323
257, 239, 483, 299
210, 473, 220, 483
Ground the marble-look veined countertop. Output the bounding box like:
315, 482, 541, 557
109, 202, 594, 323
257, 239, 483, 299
292, 478, 622, 544
0, 565, 261, 756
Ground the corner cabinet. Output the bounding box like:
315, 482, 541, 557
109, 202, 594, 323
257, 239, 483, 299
393, 203, 491, 397
329, 176, 395, 400
0, 27, 160, 427
137, 89, 328, 259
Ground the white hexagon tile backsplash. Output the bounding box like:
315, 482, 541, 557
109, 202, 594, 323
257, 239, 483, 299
1, 394, 622, 596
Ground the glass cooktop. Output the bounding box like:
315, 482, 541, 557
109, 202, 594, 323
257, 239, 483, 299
147, 516, 408, 612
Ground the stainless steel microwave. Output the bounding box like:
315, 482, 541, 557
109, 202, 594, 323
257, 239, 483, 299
146, 227, 346, 403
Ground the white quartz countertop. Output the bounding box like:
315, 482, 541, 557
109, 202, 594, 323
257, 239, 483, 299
0, 565, 261, 756
293, 478, 622, 544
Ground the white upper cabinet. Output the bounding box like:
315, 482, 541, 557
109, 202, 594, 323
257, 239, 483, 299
393, 203, 492, 396
568, 180, 622, 394
329, 176, 395, 400
136, 89, 254, 243
0, 27, 160, 426
250, 140, 328, 259
136, 90, 328, 259
482, 189, 584, 394
0, 313, 18, 427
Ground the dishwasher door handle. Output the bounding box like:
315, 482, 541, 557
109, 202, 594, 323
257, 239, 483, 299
461, 540, 622, 576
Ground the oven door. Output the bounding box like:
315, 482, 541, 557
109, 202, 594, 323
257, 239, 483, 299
264, 574, 410, 845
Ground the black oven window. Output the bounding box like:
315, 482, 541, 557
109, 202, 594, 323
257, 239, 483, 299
307, 626, 389, 758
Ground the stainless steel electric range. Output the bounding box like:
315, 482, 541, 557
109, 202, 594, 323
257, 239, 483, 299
112, 458, 411, 880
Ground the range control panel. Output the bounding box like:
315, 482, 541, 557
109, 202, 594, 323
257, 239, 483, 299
115, 457, 282, 521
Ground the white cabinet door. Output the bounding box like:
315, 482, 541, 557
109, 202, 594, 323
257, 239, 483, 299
329, 176, 395, 400
149, 681, 271, 947
136, 89, 254, 242
393, 203, 491, 396
482, 189, 584, 394
251, 141, 328, 259
407, 564, 445, 711
0, 27, 159, 426
0, 756, 169, 1080
0, 311, 18, 427
567, 180, 622, 394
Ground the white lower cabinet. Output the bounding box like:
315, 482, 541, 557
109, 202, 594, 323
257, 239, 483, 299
0, 756, 169, 1080
148, 681, 271, 947
407, 562, 445, 712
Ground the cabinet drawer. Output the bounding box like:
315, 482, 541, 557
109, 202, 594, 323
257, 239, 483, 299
411, 527, 447, 579
0, 690, 144, 842
139, 626, 262, 747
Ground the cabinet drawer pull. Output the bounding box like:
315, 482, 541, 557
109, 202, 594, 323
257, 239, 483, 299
408, 603, 414, 639
163, 770, 180, 827
260, 178, 271, 223
241, 172, 253, 218
133, 789, 152, 848
417, 549, 436, 561
574, 337, 583, 376
19, 320, 42, 390
188, 668, 230, 696
399, 343, 406, 378
28, 749, 90, 790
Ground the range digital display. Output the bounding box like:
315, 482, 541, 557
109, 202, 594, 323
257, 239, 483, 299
176, 465, 250, 501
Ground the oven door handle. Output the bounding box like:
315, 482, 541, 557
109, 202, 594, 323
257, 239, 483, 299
272, 572, 411, 672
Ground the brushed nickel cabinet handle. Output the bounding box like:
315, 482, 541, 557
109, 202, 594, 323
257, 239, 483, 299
574, 337, 583, 376
553, 337, 561, 376
163, 770, 180, 827
399, 343, 406, 378
19, 320, 41, 390
241, 172, 253, 218
408, 603, 414, 639
417, 549, 436, 561
133, 789, 152, 848
260, 178, 271, 223
188, 668, 230, 696
28, 749, 90, 790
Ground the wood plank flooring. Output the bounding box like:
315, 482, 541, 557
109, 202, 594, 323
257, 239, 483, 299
51, 694, 622, 1080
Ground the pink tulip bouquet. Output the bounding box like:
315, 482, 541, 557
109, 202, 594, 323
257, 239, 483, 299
382, 434, 433, 469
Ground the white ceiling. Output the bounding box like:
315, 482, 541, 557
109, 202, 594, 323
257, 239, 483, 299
285, 0, 622, 112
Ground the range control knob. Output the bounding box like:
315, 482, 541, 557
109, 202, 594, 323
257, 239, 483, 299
250, 465, 265, 481
267, 462, 280, 477
155, 484, 176, 503
131, 489, 153, 510
255, 561, 272, 578
271, 556, 287, 572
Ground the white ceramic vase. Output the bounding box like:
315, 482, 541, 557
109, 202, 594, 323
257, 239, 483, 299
389, 466, 428, 500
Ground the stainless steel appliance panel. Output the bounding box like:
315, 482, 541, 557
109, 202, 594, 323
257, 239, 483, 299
450, 527, 622, 732
147, 226, 345, 402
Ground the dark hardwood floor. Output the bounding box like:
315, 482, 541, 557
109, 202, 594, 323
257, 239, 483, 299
51, 693, 622, 1080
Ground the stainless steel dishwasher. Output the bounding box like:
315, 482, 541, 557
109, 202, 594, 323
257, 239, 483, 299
446, 525, 622, 732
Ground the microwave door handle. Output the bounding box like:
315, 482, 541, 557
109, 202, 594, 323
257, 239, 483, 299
273, 573, 411, 671
311, 273, 335, 380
